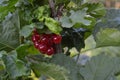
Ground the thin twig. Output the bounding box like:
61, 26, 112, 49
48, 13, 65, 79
48, 0, 56, 18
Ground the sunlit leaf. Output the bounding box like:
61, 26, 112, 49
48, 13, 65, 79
16, 44, 39, 60
45, 17, 62, 34
34, 5, 50, 22
95, 28, 120, 47
32, 62, 69, 80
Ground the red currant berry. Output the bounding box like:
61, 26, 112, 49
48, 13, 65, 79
53, 34, 62, 44
40, 34, 53, 46
32, 34, 40, 42
38, 44, 48, 53
34, 42, 39, 48
46, 47, 54, 55
40, 37, 49, 44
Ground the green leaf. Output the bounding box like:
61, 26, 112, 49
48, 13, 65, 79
0, 11, 20, 51
70, 10, 91, 26
28, 0, 33, 4
16, 44, 39, 60
50, 53, 84, 80
95, 28, 120, 47
62, 28, 85, 51
20, 24, 34, 38
81, 3, 106, 18
80, 54, 120, 80
60, 10, 94, 29
2, 51, 30, 79
0, 51, 7, 58
0, 51, 6, 72
0, 61, 4, 71
101, 9, 120, 21
0, 0, 18, 20
55, 0, 70, 4
93, 9, 120, 47
60, 16, 74, 28
32, 62, 69, 80
34, 5, 50, 22
45, 17, 62, 34
113, 58, 120, 75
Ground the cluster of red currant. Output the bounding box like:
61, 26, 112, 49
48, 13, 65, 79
31, 29, 62, 55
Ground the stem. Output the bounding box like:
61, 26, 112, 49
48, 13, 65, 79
48, 0, 56, 18
55, 43, 62, 54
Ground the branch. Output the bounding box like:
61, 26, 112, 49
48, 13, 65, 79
48, 0, 56, 18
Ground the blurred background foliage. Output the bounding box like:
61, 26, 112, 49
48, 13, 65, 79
79, 0, 120, 58
79, 0, 120, 79
85, 0, 120, 8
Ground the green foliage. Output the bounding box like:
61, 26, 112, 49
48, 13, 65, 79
45, 17, 62, 34
80, 54, 120, 80
2, 51, 30, 79
0, 11, 20, 52
32, 62, 69, 80
50, 54, 84, 80
20, 24, 34, 38
0, 0, 18, 21
0, 0, 111, 80
81, 3, 106, 18
60, 10, 92, 28
16, 44, 39, 61
34, 5, 50, 22
93, 9, 120, 47
95, 28, 120, 47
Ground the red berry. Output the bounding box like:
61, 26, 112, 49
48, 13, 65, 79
32, 34, 40, 42
38, 44, 48, 53
40, 37, 49, 44
40, 34, 53, 46
46, 47, 54, 55
53, 34, 62, 44
34, 42, 39, 48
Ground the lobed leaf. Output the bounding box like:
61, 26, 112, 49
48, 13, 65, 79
50, 53, 84, 80
31, 62, 70, 80
60, 10, 95, 30
80, 54, 120, 80
2, 51, 30, 79
70, 10, 91, 26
